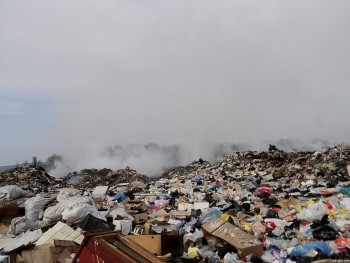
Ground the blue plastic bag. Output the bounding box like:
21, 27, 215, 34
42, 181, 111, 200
339, 188, 350, 195
290, 241, 332, 257
114, 192, 126, 201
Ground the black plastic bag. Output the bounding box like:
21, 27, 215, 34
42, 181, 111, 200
312, 225, 338, 240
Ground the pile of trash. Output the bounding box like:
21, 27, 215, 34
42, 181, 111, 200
0, 145, 349, 262
62, 166, 150, 190
0, 165, 59, 192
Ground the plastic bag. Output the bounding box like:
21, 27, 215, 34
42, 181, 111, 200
223, 252, 240, 263
188, 245, 199, 259
114, 192, 126, 201
198, 207, 221, 223
290, 241, 332, 257
339, 188, 350, 195
62, 203, 105, 225
261, 251, 276, 263
43, 202, 67, 222
341, 197, 350, 210
197, 245, 216, 259
312, 225, 338, 240
264, 236, 294, 250
256, 187, 273, 195
334, 237, 350, 249
43, 195, 94, 222
56, 188, 81, 202
108, 206, 134, 221
297, 200, 328, 221
0, 185, 27, 200
25, 194, 47, 220
8, 216, 47, 235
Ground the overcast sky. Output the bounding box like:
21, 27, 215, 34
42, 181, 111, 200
1, 0, 349, 172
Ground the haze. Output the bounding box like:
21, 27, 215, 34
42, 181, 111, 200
1, 1, 349, 175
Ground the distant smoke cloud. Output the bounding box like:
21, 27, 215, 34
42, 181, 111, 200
50, 139, 341, 178
51, 141, 247, 177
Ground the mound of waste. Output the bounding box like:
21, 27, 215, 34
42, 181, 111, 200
0, 145, 349, 263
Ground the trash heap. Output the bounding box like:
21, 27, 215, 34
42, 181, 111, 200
0, 165, 59, 193
62, 166, 150, 190
0, 145, 349, 262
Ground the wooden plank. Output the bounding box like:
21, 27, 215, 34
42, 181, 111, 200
36, 222, 83, 246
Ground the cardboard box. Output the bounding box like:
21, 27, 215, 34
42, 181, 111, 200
345, 165, 350, 177
276, 197, 300, 208
36, 222, 84, 246
124, 201, 147, 212
202, 217, 263, 257
92, 197, 107, 210
133, 212, 148, 223
20, 239, 79, 263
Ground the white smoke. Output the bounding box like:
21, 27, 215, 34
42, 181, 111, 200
50, 138, 341, 178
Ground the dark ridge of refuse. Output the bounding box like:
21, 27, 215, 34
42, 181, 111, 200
1, 145, 350, 194
0, 165, 57, 192
159, 145, 350, 184
160, 160, 212, 179
62, 166, 150, 190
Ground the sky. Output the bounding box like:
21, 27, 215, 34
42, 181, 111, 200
1, 0, 350, 176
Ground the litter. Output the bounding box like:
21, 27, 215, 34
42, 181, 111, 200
0, 145, 349, 262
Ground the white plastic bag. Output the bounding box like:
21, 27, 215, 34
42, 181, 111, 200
223, 252, 241, 263
25, 194, 47, 220
43, 202, 66, 222
297, 200, 328, 221
108, 206, 134, 221
62, 203, 106, 225
8, 216, 47, 235
43, 195, 94, 223
0, 185, 27, 199
56, 188, 81, 202
341, 197, 350, 210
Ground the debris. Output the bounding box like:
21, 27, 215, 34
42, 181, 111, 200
202, 217, 263, 257
36, 222, 84, 246
0, 145, 349, 262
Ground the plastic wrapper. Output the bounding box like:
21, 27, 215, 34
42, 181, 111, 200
256, 187, 273, 195
197, 245, 216, 259
261, 251, 276, 263
334, 237, 350, 249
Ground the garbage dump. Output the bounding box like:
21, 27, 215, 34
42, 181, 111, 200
0, 145, 349, 262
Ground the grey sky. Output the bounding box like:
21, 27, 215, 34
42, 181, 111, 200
1, 1, 349, 173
